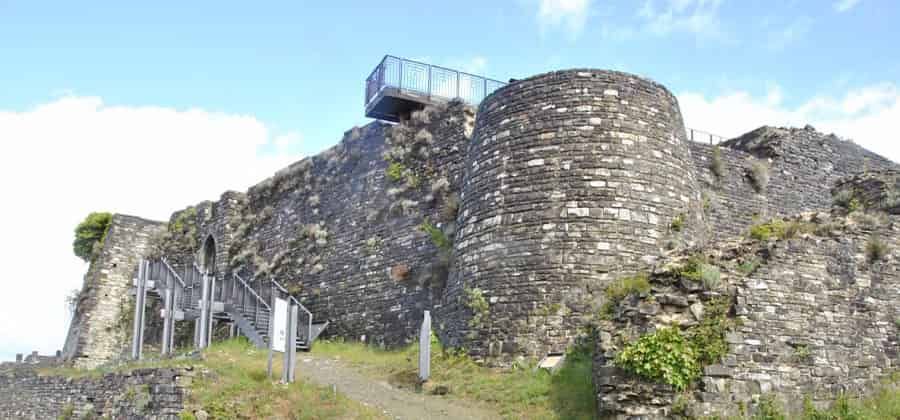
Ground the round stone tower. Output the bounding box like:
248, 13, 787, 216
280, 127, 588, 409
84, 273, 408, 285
439, 69, 704, 361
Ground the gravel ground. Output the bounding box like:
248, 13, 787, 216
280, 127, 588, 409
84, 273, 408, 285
296, 353, 497, 420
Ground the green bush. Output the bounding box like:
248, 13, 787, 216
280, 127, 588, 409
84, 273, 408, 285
419, 218, 452, 251
386, 161, 405, 182
749, 218, 815, 241
677, 255, 720, 289
866, 235, 888, 263
615, 327, 700, 391
670, 213, 686, 232
749, 159, 770, 194
686, 297, 735, 365
464, 287, 489, 328
833, 189, 862, 213
738, 257, 761, 276
700, 264, 721, 289
73, 212, 113, 262
754, 394, 786, 420
710, 146, 726, 179
601, 273, 651, 316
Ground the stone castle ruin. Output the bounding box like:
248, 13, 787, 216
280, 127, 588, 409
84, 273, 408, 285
55, 56, 900, 418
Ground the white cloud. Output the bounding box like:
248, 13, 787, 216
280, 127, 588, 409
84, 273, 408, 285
0, 96, 303, 361
678, 83, 900, 162
766, 16, 813, 51
636, 0, 725, 39
537, 0, 592, 40
834, 0, 862, 12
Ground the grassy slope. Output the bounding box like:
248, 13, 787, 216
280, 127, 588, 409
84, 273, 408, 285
180, 339, 386, 420
312, 338, 597, 420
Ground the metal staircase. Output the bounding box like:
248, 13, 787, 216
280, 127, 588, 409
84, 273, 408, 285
131, 258, 329, 358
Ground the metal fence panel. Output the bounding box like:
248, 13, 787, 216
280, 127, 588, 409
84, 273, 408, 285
365, 55, 506, 108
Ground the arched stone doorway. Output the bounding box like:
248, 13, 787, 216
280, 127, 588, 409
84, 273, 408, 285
200, 235, 216, 276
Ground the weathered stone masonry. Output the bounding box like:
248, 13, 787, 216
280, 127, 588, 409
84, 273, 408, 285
59, 66, 900, 418
439, 70, 706, 359
689, 126, 896, 239
0, 367, 188, 419
63, 215, 165, 369
594, 213, 900, 418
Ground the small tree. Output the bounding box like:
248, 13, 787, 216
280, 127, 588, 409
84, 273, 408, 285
73, 212, 112, 262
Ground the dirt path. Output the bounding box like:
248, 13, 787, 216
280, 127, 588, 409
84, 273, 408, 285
296, 353, 498, 420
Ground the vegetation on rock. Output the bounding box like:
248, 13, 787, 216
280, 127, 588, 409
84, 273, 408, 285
601, 273, 650, 317
748, 159, 770, 194
73, 212, 112, 262
615, 327, 701, 391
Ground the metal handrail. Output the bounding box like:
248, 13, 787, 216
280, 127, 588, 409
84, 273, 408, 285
686, 127, 729, 145
270, 278, 314, 345
270, 278, 312, 318
235, 273, 271, 311
160, 257, 186, 288
365, 54, 506, 108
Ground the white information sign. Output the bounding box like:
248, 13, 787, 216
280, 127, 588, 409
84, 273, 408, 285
272, 297, 289, 353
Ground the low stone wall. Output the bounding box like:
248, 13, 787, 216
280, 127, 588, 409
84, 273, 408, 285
0, 367, 189, 419
594, 212, 900, 418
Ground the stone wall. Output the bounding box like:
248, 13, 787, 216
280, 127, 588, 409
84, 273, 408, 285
167, 101, 476, 347
439, 69, 705, 361
63, 214, 165, 369
690, 126, 898, 239
0, 367, 188, 419
594, 212, 900, 418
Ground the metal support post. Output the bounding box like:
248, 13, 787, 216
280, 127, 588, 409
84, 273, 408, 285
282, 303, 295, 383
161, 287, 173, 355
267, 286, 276, 379
131, 260, 146, 360
207, 276, 216, 346
289, 304, 299, 383
199, 274, 209, 349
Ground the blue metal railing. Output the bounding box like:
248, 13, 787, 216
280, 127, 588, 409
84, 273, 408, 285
365, 55, 506, 108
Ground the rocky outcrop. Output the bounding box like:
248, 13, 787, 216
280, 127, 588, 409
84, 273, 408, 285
595, 212, 900, 418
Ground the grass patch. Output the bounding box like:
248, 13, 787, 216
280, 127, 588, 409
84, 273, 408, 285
185, 339, 385, 419
313, 338, 597, 420
749, 219, 815, 241
43, 340, 385, 419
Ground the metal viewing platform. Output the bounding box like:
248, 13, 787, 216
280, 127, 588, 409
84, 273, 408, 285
365, 55, 506, 122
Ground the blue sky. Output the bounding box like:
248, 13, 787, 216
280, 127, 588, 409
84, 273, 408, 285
0, 0, 898, 361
